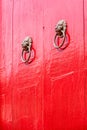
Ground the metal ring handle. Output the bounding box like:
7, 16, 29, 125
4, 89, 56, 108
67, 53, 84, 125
53, 20, 67, 49
21, 49, 31, 63
21, 36, 33, 63
54, 34, 66, 49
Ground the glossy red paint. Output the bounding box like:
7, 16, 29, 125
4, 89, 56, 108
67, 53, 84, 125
85, 0, 87, 129
0, 0, 87, 130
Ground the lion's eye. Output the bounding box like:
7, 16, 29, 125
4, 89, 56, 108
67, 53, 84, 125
61, 27, 63, 30
26, 43, 29, 46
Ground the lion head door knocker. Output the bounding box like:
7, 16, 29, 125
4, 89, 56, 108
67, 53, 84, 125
54, 20, 69, 50
21, 36, 33, 63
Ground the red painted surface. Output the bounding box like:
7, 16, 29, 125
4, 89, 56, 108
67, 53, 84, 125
85, 0, 87, 129
0, 0, 87, 130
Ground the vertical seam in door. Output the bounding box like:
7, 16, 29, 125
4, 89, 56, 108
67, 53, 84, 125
42, 2, 45, 130
11, 0, 14, 129
83, 0, 85, 66
83, 0, 86, 128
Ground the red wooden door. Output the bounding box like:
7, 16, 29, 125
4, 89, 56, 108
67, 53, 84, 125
43, 0, 85, 129
0, 0, 87, 130
12, 0, 44, 130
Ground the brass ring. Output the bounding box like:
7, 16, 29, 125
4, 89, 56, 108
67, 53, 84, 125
21, 49, 31, 63
53, 34, 66, 49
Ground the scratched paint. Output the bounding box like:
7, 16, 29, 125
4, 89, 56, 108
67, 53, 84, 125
0, 0, 87, 130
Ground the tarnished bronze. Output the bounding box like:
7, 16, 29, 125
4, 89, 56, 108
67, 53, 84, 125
54, 20, 67, 49
21, 36, 33, 63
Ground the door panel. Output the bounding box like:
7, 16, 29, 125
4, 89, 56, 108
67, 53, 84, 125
12, 0, 44, 130
43, 0, 85, 130
44, 71, 85, 130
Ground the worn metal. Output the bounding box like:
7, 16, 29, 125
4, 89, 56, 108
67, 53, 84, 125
21, 36, 33, 63
54, 20, 67, 49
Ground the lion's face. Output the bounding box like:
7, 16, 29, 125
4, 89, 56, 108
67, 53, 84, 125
55, 20, 67, 37
21, 37, 32, 51
22, 37, 29, 51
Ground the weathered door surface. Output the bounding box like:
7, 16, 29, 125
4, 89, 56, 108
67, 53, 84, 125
0, 0, 87, 130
